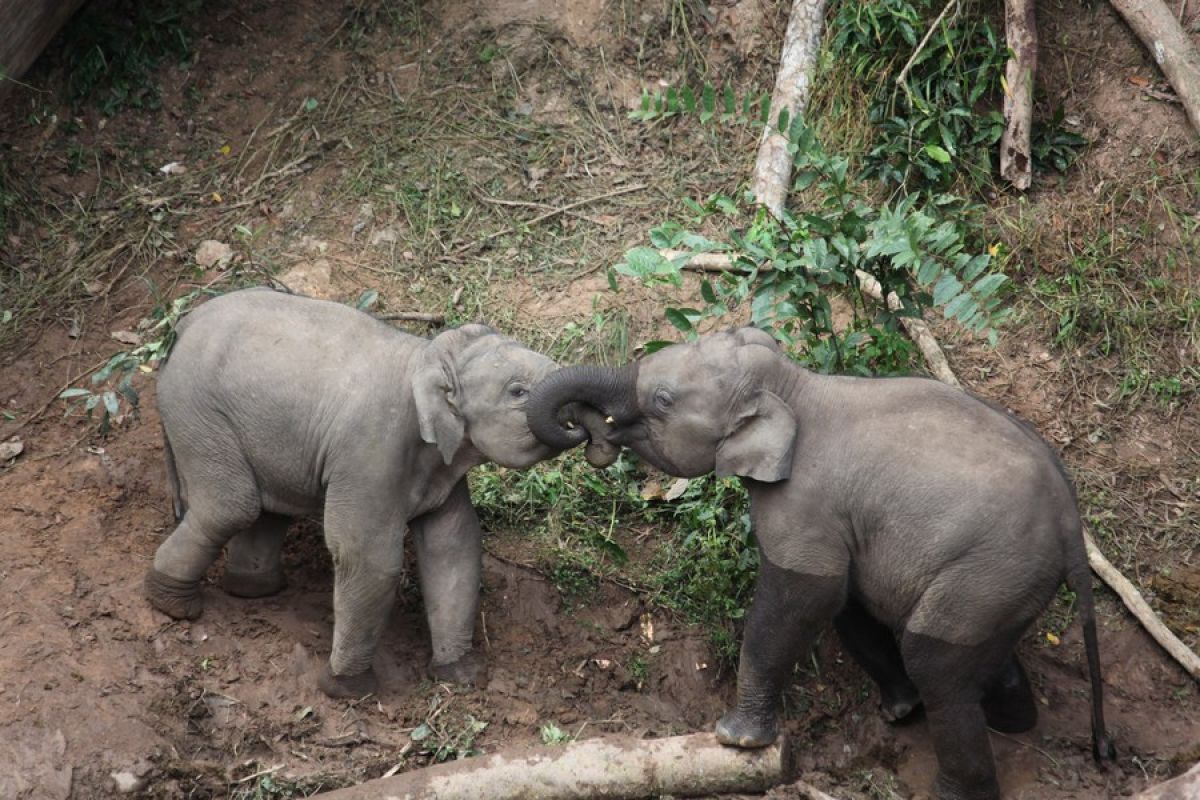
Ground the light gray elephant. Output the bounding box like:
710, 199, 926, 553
145, 288, 562, 698
526, 327, 1115, 800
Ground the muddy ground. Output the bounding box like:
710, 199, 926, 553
1, 0, 1198, 798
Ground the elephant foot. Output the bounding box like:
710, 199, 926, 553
880, 683, 924, 724
144, 568, 204, 620
430, 651, 486, 687
933, 773, 1001, 800
1093, 734, 1117, 763
222, 567, 287, 599
318, 663, 379, 699
715, 709, 778, 749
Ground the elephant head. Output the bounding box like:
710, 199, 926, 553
526, 327, 798, 482
415, 324, 560, 469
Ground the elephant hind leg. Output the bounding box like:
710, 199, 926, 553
146, 464, 260, 619
222, 512, 291, 598
981, 654, 1038, 733
901, 629, 1023, 800
834, 596, 922, 723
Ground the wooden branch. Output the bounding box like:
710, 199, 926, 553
1000, 0, 1038, 190
1084, 532, 1200, 680
1108, 0, 1200, 134
373, 311, 445, 324
663, 249, 760, 273
312, 732, 793, 800
0, 0, 89, 100
853, 270, 961, 388
751, 0, 829, 218
896, 0, 960, 91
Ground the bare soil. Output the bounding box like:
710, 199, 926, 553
1, 0, 1197, 798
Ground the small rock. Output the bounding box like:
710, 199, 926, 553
0, 438, 23, 462
370, 226, 400, 246
110, 771, 147, 794
278, 259, 333, 299
194, 240, 234, 269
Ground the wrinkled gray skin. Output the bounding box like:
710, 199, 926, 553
146, 289, 561, 698
527, 328, 1115, 800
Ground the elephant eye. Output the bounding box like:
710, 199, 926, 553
508, 384, 528, 400
654, 388, 674, 411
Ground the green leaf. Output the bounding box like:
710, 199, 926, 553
971, 273, 1007, 298
916, 258, 941, 287
641, 340, 673, 354
102, 391, 119, 417
700, 84, 716, 123
943, 292, 975, 320
59, 388, 92, 399
355, 289, 379, 311
932, 274, 963, 306
924, 143, 952, 164
700, 279, 717, 304
606, 267, 619, 293
682, 85, 696, 114
665, 307, 698, 332
961, 253, 991, 281
303, 98, 318, 112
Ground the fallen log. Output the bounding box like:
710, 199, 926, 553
1108, 0, 1200, 134
0, 0, 88, 99
1132, 761, 1200, 799
313, 732, 793, 800
751, 0, 829, 218
1000, 0, 1038, 190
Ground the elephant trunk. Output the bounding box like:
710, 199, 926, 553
526, 363, 640, 451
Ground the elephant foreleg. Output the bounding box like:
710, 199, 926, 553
319, 498, 406, 699
716, 557, 847, 748
411, 479, 484, 686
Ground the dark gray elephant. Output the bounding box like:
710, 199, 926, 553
526, 327, 1115, 800
145, 288, 562, 698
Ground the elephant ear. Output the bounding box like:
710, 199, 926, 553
413, 324, 494, 465
731, 326, 781, 351
715, 389, 797, 482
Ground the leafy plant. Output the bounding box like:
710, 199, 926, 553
1031, 107, 1089, 174
828, 0, 1009, 192
59, 287, 215, 431
630, 83, 770, 126
410, 707, 488, 763
540, 722, 572, 745
613, 120, 1011, 375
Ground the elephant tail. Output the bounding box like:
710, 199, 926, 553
1065, 550, 1117, 764
163, 426, 186, 521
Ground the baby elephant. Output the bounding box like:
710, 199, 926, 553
146, 288, 562, 698
528, 327, 1115, 800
